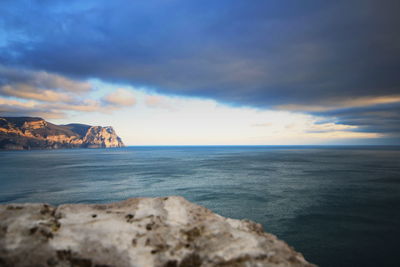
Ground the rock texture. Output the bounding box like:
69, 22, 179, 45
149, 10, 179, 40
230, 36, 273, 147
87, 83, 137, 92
0, 196, 316, 267
0, 117, 124, 150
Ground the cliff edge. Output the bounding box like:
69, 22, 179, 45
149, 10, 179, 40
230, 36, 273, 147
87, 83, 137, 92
0, 196, 316, 267
0, 117, 124, 150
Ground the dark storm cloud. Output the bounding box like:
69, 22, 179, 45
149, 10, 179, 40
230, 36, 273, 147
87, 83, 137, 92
313, 103, 400, 136
0, 0, 399, 138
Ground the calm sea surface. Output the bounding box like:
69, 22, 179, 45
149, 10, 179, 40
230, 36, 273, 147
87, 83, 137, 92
1, 146, 399, 267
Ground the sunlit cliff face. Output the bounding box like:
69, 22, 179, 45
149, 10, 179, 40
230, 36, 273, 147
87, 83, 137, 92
0, 117, 124, 149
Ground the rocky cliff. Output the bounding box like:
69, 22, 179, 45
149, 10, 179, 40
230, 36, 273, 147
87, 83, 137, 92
0, 117, 124, 150
0, 196, 316, 267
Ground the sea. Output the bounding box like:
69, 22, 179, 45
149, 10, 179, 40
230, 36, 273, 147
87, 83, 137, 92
1, 146, 399, 267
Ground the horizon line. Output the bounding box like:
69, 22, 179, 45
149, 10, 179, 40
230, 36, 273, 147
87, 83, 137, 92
123, 144, 400, 147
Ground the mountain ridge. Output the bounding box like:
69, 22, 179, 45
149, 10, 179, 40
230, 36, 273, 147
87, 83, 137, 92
0, 117, 124, 150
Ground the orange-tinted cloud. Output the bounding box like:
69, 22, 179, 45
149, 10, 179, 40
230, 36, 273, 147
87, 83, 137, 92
145, 95, 175, 111
276, 95, 400, 112
0, 84, 73, 102
0, 66, 137, 119
102, 88, 136, 107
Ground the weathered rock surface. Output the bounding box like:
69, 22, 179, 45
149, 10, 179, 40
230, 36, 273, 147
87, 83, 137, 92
82, 126, 124, 148
0, 117, 124, 150
0, 196, 316, 267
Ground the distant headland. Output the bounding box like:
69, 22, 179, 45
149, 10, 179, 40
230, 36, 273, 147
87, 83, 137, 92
0, 117, 124, 150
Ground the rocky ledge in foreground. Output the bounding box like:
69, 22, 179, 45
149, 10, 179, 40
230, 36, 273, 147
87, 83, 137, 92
0, 196, 316, 267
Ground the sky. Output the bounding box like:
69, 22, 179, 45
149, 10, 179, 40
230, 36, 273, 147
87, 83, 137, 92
0, 0, 399, 145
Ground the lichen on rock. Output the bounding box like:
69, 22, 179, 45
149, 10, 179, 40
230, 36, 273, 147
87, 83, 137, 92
0, 197, 316, 267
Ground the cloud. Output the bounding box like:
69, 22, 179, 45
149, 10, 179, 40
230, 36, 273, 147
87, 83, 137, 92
102, 88, 136, 107
312, 103, 400, 136
275, 95, 400, 112
0, 65, 92, 104
0, 65, 136, 119
0, 98, 66, 119
145, 95, 175, 110
0, 0, 399, 141
1, 0, 398, 104
0, 65, 91, 94
305, 131, 382, 140
0, 84, 74, 102
251, 123, 273, 127
306, 122, 357, 133
0, 97, 103, 118
0, 94, 131, 119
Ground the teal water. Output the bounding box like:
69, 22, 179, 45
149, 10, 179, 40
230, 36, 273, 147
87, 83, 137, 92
1, 146, 399, 267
